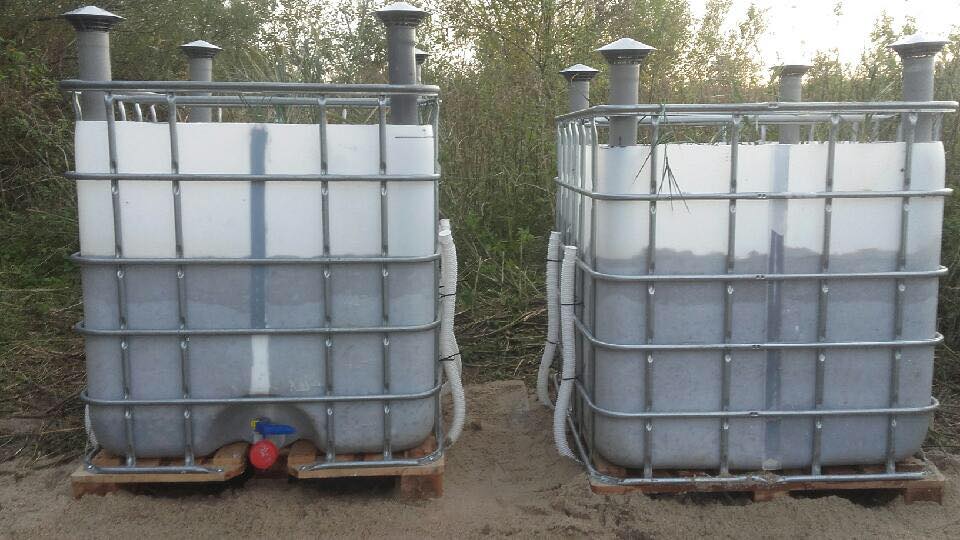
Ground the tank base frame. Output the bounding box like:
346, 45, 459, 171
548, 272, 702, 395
70, 436, 443, 499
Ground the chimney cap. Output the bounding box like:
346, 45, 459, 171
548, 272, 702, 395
181, 40, 223, 59
889, 33, 949, 58
777, 62, 812, 77
62, 5, 123, 32
375, 2, 429, 27
597, 37, 656, 65
559, 64, 600, 82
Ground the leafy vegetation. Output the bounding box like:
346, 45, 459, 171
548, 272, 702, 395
1, 0, 959, 461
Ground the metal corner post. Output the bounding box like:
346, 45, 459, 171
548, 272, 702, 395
777, 63, 811, 144
890, 34, 949, 142
560, 64, 600, 113
597, 38, 655, 146
63, 6, 123, 121
376, 2, 429, 125
180, 40, 222, 122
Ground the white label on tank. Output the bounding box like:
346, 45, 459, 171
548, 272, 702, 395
250, 335, 270, 395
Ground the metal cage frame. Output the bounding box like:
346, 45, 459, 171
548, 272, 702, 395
62, 79, 445, 475
553, 100, 958, 487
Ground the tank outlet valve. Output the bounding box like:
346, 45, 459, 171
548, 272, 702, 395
249, 418, 296, 470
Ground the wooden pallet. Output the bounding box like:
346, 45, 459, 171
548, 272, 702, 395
71, 442, 249, 498
288, 436, 444, 498
589, 455, 945, 504
70, 437, 443, 499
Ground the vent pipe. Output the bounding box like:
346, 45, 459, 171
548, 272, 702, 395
776, 63, 811, 144
180, 40, 222, 122
890, 34, 949, 142
376, 2, 429, 125
62, 6, 123, 121
597, 38, 655, 147
559, 64, 599, 113
414, 47, 430, 84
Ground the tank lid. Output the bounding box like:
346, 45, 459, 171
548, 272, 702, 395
375, 2, 429, 27
181, 40, 223, 59
889, 33, 949, 58
62, 5, 123, 32
560, 64, 600, 82
597, 38, 656, 65
414, 47, 430, 65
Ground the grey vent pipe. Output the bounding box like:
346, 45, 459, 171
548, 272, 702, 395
180, 40, 222, 122
62, 6, 123, 121
414, 47, 430, 84
375, 2, 429, 125
890, 34, 949, 142
597, 38, 655, 146
776, 63, 811, 144
559, 64, 599, 113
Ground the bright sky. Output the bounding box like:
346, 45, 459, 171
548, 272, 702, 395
689, 0, 960, 68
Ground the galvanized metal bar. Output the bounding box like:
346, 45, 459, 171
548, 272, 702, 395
317, 95, 336, 463
378, 95, 393, 459
551, 180, 951, 201
553, 101, 958, 121
432, 96, 444, 450
721, 115, 741, 475
81, 385, 442, 406
166, 93, 195, 466
643, 116, 660, 479
888, 112, 917, 472
812, 113, 839, 475
104, 93, 136, 467
67, 172, 439, 183
60, 79, 441, 95
573, 319, 943, 351
572, 383, 938, 420
72, 253, 439, 265
572, 258, 947, 282
95, 94, 433, 108
587, 117, 600, 466
77, 319, 440, 336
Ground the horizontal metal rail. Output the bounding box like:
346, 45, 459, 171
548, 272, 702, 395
67, 172, 439, 183
576, 258, 948, 283
575, 319, 944, 352
587, 113, 899, 126
61, 79, 440, 96
556, 101, 959, 121
105, 94, 436, 108
574, 381, 938, 420
555, 178, 952, 202
298, 449, 442, 472
72, 253, 438, 266
76, 319, 439, 337
565, 412, 929, 486
81, 385, 440, 406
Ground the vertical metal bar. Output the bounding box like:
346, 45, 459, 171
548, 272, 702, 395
887, 112, 916, 472
105, 93, 136, 466
643, 117, 660, 479
587, 117, 600, 466
377, 96, 392, 459
133, 103, 143, 122
317, 96, 336, 463
812, 114, 839, 475
720, 115, 741, 475
166, 94, 194, 466
432, 97, 444, 450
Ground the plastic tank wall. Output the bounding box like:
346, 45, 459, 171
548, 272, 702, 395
576, 140, 944, 470
77, 121, 438, 457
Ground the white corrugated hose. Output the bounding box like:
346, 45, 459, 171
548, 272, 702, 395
439, 219, 466, 444
536, 231, 562, 408
553, 245, 579, 460
84, 404, 98, 448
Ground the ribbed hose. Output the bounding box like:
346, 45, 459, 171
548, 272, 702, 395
537, 231, 562, 408
84, 405, 98, 448
439, 222, 466, 445
553, 245, 578, 460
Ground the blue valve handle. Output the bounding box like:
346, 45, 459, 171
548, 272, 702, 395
252, 418, 296, 436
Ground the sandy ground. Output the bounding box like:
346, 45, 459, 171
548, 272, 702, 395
1, 380, 958, 539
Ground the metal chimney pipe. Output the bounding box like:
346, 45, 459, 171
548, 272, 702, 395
375, 2, 429, 125
776, 63, 811, 144
414, 47, 430, 84
890, 34, 949, 142
62, 6, 123, 121
180, 40, 222, 122
597, 38, 655, 147
559, 64, 599, 113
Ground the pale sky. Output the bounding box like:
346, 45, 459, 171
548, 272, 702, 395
689, 0, 960, 68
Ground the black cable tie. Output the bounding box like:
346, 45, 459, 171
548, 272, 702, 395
439, 354, 460, 362
546, 258, 562, 262
561, 377, 577, 381
545, 340, 558, 345
560, 302, 582, 306
439, 293, 456, 298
